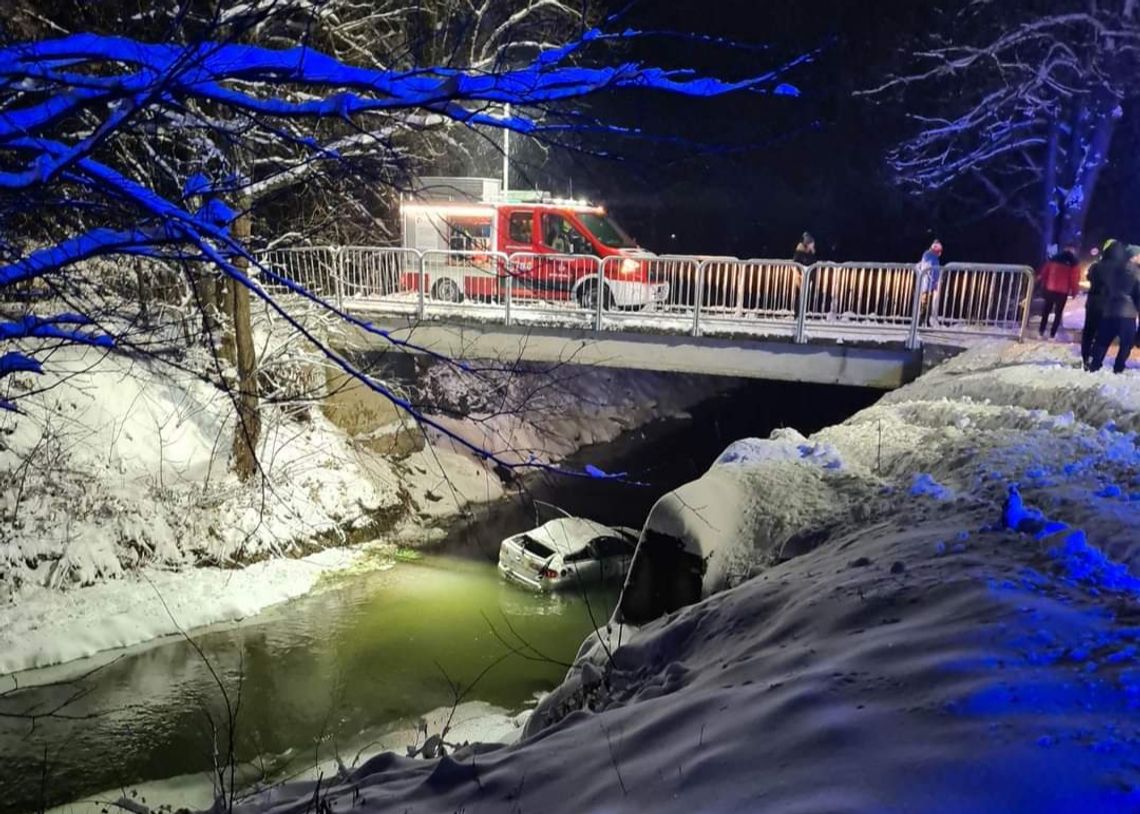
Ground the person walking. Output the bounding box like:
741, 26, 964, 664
916, 239, 943, 327
793, 232, 817, 265
1081, 240, 1122, 368
1036, 246, 1081, 339
1088, 245, 1140, 374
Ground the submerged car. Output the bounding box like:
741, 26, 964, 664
497, 517, 639, 591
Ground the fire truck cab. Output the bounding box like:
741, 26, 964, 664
401, 177, 667, 309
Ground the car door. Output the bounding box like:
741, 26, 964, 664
501, 208, 538, 299
564, 544, 600, 586
538, 212, 594, 300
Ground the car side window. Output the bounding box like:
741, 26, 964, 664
542, 214, 591, 255
593, 537, 632, 558
564, 547, 593, 563
508, 211, 533, 244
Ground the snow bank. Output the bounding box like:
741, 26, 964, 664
0, 344, 403, 593
233, 340, 1140, 813
0, 546, 367, 675
48, 700, 522, 814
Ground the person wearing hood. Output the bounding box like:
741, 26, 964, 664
1082, 240, 1123, 368
793, 232, 817, 266
1088, 244, 1140, 374
1036, 246, 1081, 339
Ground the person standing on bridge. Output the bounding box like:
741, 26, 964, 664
796, 232, 824, 316
1088, 244, 1140, 374
1036, 246, 1081, 340
1081, 240, 1123, 368
916, 239, 943, 327
793, 232, 817, 266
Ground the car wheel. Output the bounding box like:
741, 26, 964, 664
432, 278, 462, 303
577, 280, 611, 310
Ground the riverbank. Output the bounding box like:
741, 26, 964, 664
235, 339, 1140, 814
0, 339, 732, 675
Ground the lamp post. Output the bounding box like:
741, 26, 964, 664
502, 103, 511, 195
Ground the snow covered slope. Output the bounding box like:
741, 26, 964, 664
234, 340, 1140, 814
0, 344, 403, 591
1, 336, 722, 674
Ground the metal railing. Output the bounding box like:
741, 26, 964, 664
256, 247, 1036, 349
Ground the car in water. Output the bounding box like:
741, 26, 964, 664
497, 517, 639, 592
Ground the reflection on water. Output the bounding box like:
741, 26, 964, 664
0, 556, 619, 814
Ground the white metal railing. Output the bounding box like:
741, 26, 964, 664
259, 246, 338, 299
256, 247, 1035, 349
338, 246, 421, 315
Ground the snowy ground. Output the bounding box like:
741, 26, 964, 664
230, 339, 1140, 813
1, 328, 722, 675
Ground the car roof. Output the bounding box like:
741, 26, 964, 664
525, 517, 616, 556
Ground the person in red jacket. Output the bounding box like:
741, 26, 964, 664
1037, 246, 1081, 339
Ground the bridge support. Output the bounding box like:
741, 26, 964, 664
340, 320, 923, 389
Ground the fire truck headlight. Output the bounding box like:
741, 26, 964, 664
620, 258, 640, 276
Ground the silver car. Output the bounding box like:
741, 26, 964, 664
497, 517, 638, 591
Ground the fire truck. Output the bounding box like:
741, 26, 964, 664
401, 177, 668, 309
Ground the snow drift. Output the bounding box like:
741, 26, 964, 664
234, 340, 1140, 813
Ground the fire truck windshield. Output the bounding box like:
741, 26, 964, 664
578, 212, 637, 249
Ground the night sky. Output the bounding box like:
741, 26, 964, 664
510, 1, 1140, 266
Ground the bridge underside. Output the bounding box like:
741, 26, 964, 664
340, 319, 925, 389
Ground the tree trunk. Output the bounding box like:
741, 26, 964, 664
219, 276, 237, 367
1057, 95, 1120, 249
134, 259, 150, 323
192, 270, 218, 340
230, 198, 261, 482
1039, 113, 1061, 263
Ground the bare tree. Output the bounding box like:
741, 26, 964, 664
862, 1, 1140, 259
0, 10, 804, 480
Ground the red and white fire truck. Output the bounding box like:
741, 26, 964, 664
400, 177, 668, 309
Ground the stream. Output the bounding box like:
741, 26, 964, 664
0, 380, 879, 814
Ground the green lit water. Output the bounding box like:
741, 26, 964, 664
0, 555, 620, 813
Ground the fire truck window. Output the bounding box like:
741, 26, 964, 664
542, 214, 591, 255
508, 212, 533, 244
448, 221, 490, 252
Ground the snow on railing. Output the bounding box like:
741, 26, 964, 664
256, 248, 1035, 349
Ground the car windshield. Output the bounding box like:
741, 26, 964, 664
577, 212, 637, 249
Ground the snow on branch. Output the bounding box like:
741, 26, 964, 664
864, 1, 1139, 251
0, 19, 804, 469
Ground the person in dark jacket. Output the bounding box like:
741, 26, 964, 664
793, 232, 816, 265
1088, 245, 1140, 374
1082, 240, 1123, 368
1037, 246, 1081, 339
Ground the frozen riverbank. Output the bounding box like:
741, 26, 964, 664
235, 340, 1140, 814
0, 339, 726, 675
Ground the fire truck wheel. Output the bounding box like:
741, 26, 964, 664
576, 280, 611, 311
431, 278, 463, 303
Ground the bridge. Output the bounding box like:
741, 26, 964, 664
261, 248, 1035, 390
